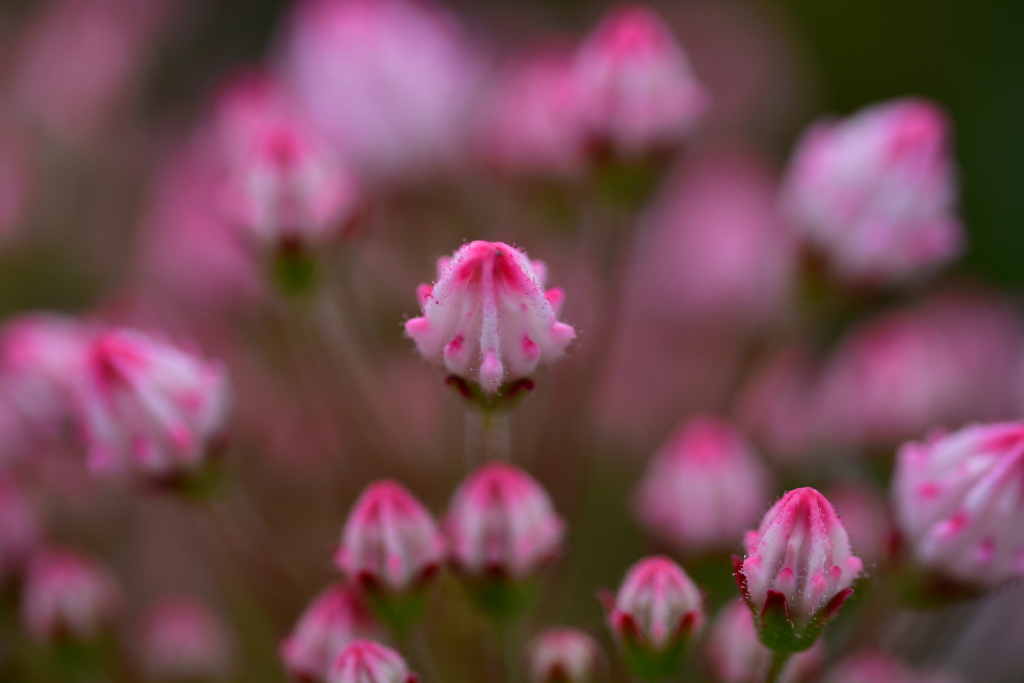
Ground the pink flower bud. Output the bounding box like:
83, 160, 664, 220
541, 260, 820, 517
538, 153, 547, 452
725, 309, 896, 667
445, 463, 565, 581
705, 599, 822, 683
335, 480, 445, 594
217, 74, 361, 250
476, 49, 590, 177
602, 556, 703, 679
140, 597, 232, 682
634, 414, 771, 554
892, 421, 1024, 588
526, 628, 605, 683
737, 488, 862, 643
0, 313, 89, 434
823, 651, 964, 683
281, 584, 378, 683
74, 328, 230, 480
574, 5, 709, 156
282, 0, 483, 178
405, 241, 575, 395
0, 476, 40, 581
782, 98, 962, 284
21, 548, 122, 644
327, 640, 417, 683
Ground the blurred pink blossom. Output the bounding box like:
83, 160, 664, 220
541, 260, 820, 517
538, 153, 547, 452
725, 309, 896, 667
526, 628, 605, 683
634, 414, 771, 554
328, 640, 416, 683
282, 0, 484, 179
783, 98, 962, 285
140, 596, 232, 682
281, 584, 378, 683
823, 651, 963, 683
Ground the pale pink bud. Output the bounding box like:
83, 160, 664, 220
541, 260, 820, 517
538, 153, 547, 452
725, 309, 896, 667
282, 0, 483, 178
634, 414, 771, 554
0, 313, 89, 434
603, 556, 703, 677
783, 98, 962, 284
335, 481, 445, 594
476, 49, 590, 177
445, 463, 565, 581
74, 328, 230, 480
705, 599, 822, 683
574, 5, 709, 155
824, 651, 964, 683
281, 584, 378, 683
140, 597, 232, 682
0, 476, 41, 580
526, 628, 605, 683
738, 488, 862, 629
21, 548, 122, 644
892, 421, 1024, 588
405, 241, 575, 395
217, 74, 361, 249
327, 640, 417, 683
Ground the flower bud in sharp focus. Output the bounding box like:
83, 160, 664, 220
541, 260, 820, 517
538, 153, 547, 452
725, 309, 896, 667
140, 597, 232, 682
21, 548, 122, 645
705, 599, 822, 683
281, 583, 378, 683
736, 488, 861, 651
634, 414, 771, 554
526, 628, 605, 683
327, 640, 417, 683
74, 327, 230, 483
574, 5, 709, 157
405, 241, 575, 400
602, 556, 704, 680
782, 98, 962, 285
334, 481, 445, 628
892, 421, 1024, 590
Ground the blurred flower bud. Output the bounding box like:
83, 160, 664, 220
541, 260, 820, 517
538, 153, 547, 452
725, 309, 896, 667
575, 5, 709, 157
602, 556, 704, 680
705, 599, 822, 683
526, 628, 605, 683
405, 241, 575, 399
0, 313, 89, 436
327, 640, 417, 683
823, 651, 964, 683
281, 583, 378, 683
634, 414, 771, 554
335, 481, 445, 629
217, 74, 362, 259
74, 328, 230, 483
892, 422, 1024, 590
476, 49, 589, 178
736, 488, 861, 651
22, 548, 122, 644
0, 476, 40, 581
819, 290, 1021, 452
140, 597, 232, 682
282, 0, 483, 179
783, 98, 962, 285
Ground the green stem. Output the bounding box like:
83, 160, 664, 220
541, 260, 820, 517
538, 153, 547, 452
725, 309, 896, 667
464, 409, 512, 469
765, 650, 792, 683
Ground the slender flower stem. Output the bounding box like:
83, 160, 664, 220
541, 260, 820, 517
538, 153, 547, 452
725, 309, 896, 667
464, 408, 512, 469
765, 650, 792, 683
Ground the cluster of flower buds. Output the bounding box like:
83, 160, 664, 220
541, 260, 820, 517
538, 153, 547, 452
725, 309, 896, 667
75, 327, 231, 486
281, 583, 378, 683
526, 628, 605, 683
735, 488, 862, 652
602, 556, 704, 680
405, 241, 575, 404
21, 548, 123, 645
783, 98, 962, 285
139, 597, 232, 682
892, 421, 1024, 595
634, 414, 771, 554
335, 481, 446, 631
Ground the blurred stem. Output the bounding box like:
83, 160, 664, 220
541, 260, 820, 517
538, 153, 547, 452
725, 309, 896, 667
464, 409, 511, 469
396, 624, 440, 683
765, 650, 792, 683
495, 617, 523, 683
